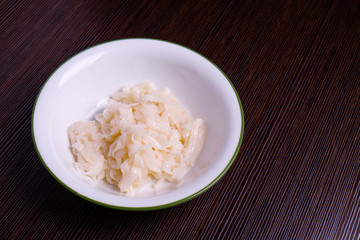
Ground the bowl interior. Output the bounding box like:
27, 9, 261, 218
33, 39, 243, 209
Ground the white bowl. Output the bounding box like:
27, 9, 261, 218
32, 39, 244, 210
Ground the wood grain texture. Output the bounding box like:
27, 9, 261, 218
1, 0, 360, 239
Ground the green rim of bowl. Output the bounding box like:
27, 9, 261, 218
31, 38, 245, 211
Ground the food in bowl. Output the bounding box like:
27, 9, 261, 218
32, 38, 243, 209
68, 82, 206, 195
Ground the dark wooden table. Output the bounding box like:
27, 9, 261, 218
2, 0, 360, 239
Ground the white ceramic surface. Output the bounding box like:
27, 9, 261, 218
32, 39, 244, 210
